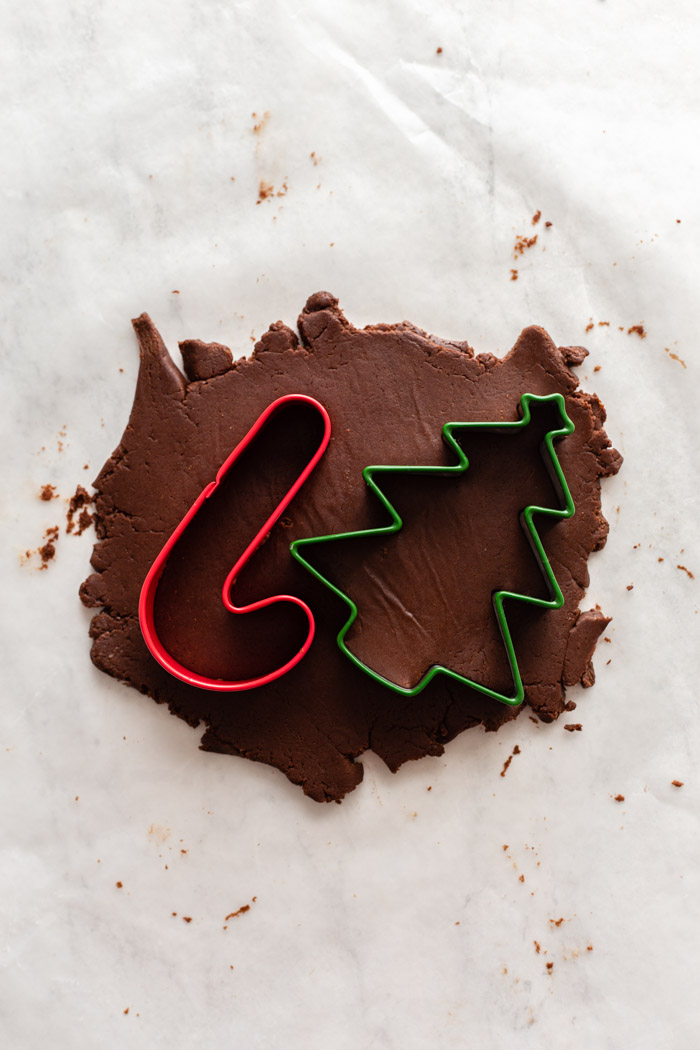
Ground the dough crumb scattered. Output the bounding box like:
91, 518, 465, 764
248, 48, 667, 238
514, 234, 538, 257
627, 324, 647, 338
37, 526, 60, 569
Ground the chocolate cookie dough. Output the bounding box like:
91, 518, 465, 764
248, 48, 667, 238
81, 293, 621, 802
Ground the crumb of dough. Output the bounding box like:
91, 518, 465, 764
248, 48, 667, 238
66, 485, 95, 535
514, 234, 537, 257
38, 526, 60, 569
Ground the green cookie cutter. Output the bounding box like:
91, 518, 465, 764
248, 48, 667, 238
290, 392, 575, 707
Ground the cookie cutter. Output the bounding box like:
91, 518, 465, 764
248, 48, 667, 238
139, 393, 331, 691
290, 391, 575, 706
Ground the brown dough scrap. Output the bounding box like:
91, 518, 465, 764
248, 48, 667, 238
563, 609, 611, 688
81, 292, 622, 802
179, 339, 234, 382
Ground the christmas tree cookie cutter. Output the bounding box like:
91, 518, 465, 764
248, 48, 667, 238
290, 391, 575, 707
139, 393, 331, 691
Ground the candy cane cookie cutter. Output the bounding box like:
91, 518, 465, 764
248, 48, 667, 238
139, 393, 331, 691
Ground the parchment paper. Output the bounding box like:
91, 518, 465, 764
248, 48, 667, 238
2, 1, 699, 1047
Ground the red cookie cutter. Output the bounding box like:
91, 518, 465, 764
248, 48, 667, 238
138, 393, 331, 691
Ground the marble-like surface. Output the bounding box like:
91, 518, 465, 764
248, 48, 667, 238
2, 1, 699, 1046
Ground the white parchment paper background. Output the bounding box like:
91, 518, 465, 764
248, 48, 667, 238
2, 1, 699, 1047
